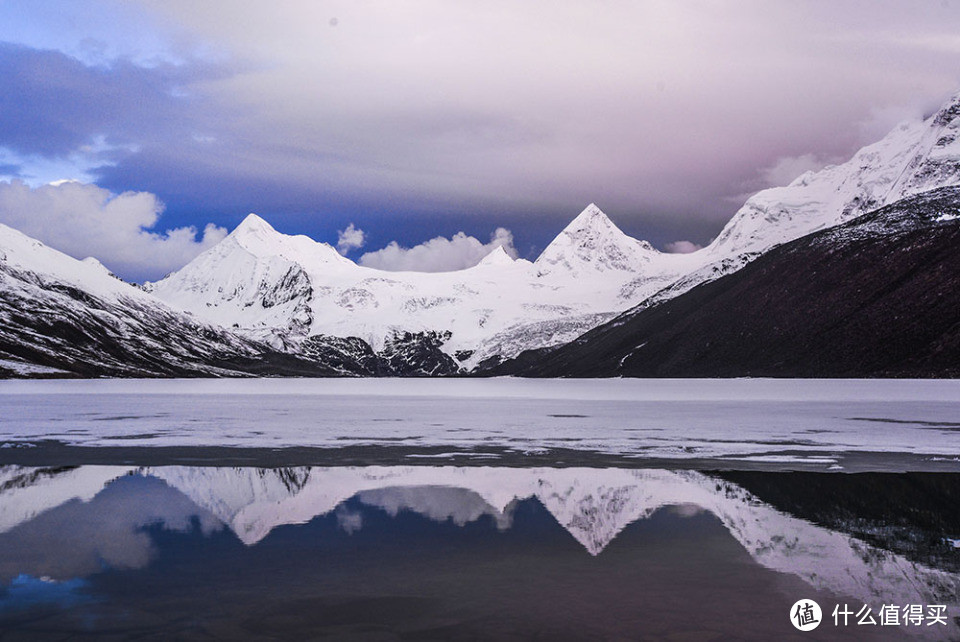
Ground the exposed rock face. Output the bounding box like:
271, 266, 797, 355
379, 330, 461, 376
292, 331, 461, 376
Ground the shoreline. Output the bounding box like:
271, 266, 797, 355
2, 440, 958, 473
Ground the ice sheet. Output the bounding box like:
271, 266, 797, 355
1, 379, 958, 468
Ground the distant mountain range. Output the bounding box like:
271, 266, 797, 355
2, 92, 960, 378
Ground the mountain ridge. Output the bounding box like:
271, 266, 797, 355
3, 91, 960, 377
486, 186, 960, 378
146, 202, 687, 367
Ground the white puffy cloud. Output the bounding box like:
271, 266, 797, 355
359, 227, 517, 272
759, 153, 833, 188
663, 240, 702, 254
0, 179, 226, 281
336, 223, 366, 255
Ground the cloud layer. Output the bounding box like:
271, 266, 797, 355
663, 240, 702, 254
0, 1, 959, 266
336, 223, 365, 255
359, 228, 517, 272
0, 180, 226, 280
0, 475, 220, 583
759, 154, 834, 188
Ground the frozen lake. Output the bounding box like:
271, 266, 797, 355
2, 380, 959, 637
1, 378, 959, 471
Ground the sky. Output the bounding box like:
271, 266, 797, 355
1, 1, 959, 280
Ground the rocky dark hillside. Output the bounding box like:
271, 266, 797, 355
213, 332, 461, 377
0, 258, 319, 378
486, 187, 960, 378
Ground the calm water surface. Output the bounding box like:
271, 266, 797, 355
1, 379, 958, 639
0, 465, 958, 640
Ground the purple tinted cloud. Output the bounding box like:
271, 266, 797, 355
0, 1, 959, 276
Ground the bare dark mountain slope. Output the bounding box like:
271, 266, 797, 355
485, 187, 960, 378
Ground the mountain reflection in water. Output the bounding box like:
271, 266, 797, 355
0, 466, 957, 640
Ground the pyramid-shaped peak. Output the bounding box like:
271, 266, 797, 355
232, 213, 277, 237
218, 212, 356, 268
554, 203, 646, 248
534, 203, 660, 275
567, 203, 616, 230
554, 203, 638, 245
580, 202, 605, 216
477, 244, 515, 267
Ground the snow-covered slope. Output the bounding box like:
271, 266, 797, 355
147, 206, 699, 368
1, 222, 147, 303
0, 223, 273, 377
707, 91, 960, 259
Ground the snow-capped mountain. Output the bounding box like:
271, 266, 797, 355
599, 90, 960, 312
532, 203, 672, 279
141, 93, 960, 372
0, 222, 272, 377
4, 91, 960, 377
706, 91, 960, 259
495, 185, 960, 377
0, 221, 467, 377
146, 205, 698, 369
